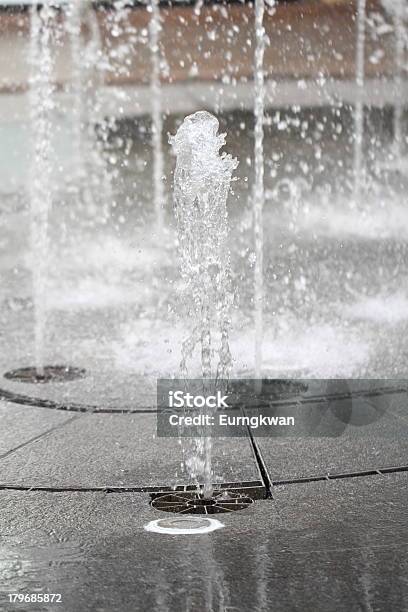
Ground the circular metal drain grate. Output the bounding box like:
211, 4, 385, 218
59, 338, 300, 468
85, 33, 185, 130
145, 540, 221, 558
4, 365, 86, 384
151, 490, 254, 515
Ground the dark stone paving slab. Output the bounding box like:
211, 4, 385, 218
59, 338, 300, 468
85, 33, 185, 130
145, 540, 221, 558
384, 390, 408, 422
0, 400, 72, 457
0, 410, 260, 489
251, 390, 408, 481
0, 473, 406, 611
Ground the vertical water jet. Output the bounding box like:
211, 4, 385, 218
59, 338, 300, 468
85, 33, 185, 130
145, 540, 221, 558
29, 0, 56, 376
353, 0, 366, 202
382, 0, 406, 162
393, 2, 405, 160
150, 0, 165, 232
254, 0, 266, 380
65, 0, 111, 222
170, 111, 237, 498
67, 0, 84, 184
170, 111, 237, 380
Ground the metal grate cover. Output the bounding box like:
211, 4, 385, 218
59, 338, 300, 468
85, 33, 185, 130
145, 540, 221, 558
4, 365, 86, 384
151, 490, 254, 515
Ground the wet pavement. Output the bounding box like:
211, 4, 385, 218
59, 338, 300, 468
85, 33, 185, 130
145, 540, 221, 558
252, 385, 408, 480
0, 466, 406, 611
0, 409, 261, 490
0, 382, 406, 610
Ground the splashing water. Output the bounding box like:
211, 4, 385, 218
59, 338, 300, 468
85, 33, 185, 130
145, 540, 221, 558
254, 0, 266, 382
170, 111, 237, 498
149, 0, 165, 231
353, 0, 366, 203
170, 111, 238, 380
29, 1, 56, 376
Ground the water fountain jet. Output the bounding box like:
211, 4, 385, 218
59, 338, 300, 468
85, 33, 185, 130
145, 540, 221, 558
254, 0, 266, 384
170, 111, 237, 381
149, 0, 165, 232
381, 0, 407, 166
22, 0, 101, 383
29, 0, 56, 377
353, 0, 366, 203
170, 111, 237, 499
65, 0, 112, 223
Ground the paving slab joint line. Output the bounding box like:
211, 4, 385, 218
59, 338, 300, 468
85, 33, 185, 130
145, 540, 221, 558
244, 419, 273, 499
0, 479, 267, 496
4, 467, 406, 495
272, 465, 408, 487
243, 385, 408, 411
0, 414, 80, 461
0, 388, 157, 414
2, 383, 407, 414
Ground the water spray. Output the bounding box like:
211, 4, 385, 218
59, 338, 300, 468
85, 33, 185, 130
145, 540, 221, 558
170, 111, 237, 498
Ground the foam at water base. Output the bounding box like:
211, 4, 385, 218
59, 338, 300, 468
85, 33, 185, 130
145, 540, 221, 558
144, 517, 224, 535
